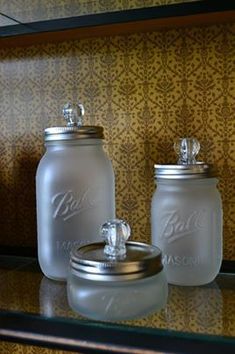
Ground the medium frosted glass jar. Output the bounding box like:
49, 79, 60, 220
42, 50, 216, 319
151, 138, 223, 286
67, 219, 168, 321
36, 103, 115, 281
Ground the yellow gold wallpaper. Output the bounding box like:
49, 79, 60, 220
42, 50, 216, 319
0, 342, 79, 354
0, 22, 235, 260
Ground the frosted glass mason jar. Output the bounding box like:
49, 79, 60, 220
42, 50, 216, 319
151, 138, 223, 286
36, 103, 115, 281
67, 219, 168, 321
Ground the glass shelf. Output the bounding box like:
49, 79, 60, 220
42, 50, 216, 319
0, 0, 235, 48
0, 255, 234, 353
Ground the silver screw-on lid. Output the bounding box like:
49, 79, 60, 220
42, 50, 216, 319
154, 138, 215, 179
70, 219, 163, 281
45, 102, 104, 141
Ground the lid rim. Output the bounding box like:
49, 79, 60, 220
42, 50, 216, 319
70, 266, 163, 281
70, 241, 163, 282
154, 163, 215, 179
45, 126, 104, 141
71, 264, 163, 282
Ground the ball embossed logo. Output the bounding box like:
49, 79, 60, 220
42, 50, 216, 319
161, 210, 207, 243
51, 188, 100, 221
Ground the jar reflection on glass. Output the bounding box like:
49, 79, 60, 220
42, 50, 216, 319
39, 276, 69, 318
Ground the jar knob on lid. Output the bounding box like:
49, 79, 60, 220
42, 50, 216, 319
174, 138, 200, 165
62, 102, 85, 127
100, 219, 131, 258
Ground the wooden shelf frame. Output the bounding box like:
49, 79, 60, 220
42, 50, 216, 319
0, 0, 235, 47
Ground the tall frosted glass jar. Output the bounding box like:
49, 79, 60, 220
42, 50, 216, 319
151, 138, 223, 286
36, 103, 115, 281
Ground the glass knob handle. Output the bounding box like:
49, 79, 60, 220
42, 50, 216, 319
100, 219, 131, 258
62, 102, 84, 127
174, 138, 200, 165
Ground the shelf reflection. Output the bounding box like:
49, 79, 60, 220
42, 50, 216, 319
39, 275, 224, 333
0, 257, 234, 338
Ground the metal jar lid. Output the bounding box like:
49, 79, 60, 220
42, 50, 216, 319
154, 162, 213, 179
70, 220, 163, 282
155, 138, 215, 179
45, 126, 104, 141
45, 102, 104, 141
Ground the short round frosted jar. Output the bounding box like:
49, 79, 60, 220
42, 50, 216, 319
67, 241, 168, 321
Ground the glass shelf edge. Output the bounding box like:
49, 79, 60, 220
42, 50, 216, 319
0, 309, 235, 354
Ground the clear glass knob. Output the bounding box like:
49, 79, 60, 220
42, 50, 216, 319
62, 102, 84, 127
174, 138, 200, 165
100, 219, 131, 258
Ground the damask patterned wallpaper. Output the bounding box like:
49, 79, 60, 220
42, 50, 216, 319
0, 343, 78, 354
0, 23, 235, 259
